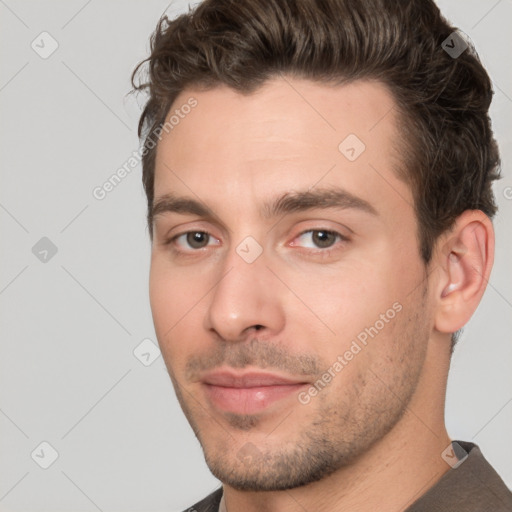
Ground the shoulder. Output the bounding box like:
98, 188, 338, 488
407, 441, 512, 512
182, 487, 223, 512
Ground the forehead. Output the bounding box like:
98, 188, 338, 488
153, 77, 412, 217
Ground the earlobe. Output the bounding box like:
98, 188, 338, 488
435, 211, 494, 334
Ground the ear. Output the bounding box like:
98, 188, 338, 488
434, 210, 494, 334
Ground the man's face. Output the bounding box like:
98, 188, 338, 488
149, 78, 434, 490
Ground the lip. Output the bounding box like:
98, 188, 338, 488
201, 370, 309, 415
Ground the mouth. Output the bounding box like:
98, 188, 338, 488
201, 369, 310, 415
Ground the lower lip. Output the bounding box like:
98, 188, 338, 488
203, 383, 306, 415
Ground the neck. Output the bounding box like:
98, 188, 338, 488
223, 341, 452, 512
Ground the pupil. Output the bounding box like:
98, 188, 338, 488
313, 230, 335, 248
187, 231, 208, 248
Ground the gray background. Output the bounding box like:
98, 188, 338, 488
0, 1, 510, 510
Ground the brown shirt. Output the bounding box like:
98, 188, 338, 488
183, 441, 512, 512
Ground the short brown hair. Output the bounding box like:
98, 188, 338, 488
132, 0, 500, 263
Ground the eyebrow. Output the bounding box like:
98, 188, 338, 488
262, 188, 378, 219
150, 187, 377, 227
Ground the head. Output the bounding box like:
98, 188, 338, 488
132, 0, 499, 492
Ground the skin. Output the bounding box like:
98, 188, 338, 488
149, 77, 494, 511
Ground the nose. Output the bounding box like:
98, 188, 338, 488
204, 247, 286, 342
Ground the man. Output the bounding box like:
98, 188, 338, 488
132, 0, 512, 510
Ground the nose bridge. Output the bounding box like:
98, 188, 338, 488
205, 241, 284, 341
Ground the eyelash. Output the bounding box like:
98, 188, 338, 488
290, 229, 349, 256
165, 231, 219, 252
165, 229, 349, 256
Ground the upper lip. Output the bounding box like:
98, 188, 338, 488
201, 370, 309, 388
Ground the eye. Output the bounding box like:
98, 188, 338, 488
171, 231, 220, 251
291, 229, 346, 250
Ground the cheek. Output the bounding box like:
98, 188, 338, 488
282, 260, 400, 342
149, 256, 209, 363
280, 243, 421, 371
149, 260, 178, 335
